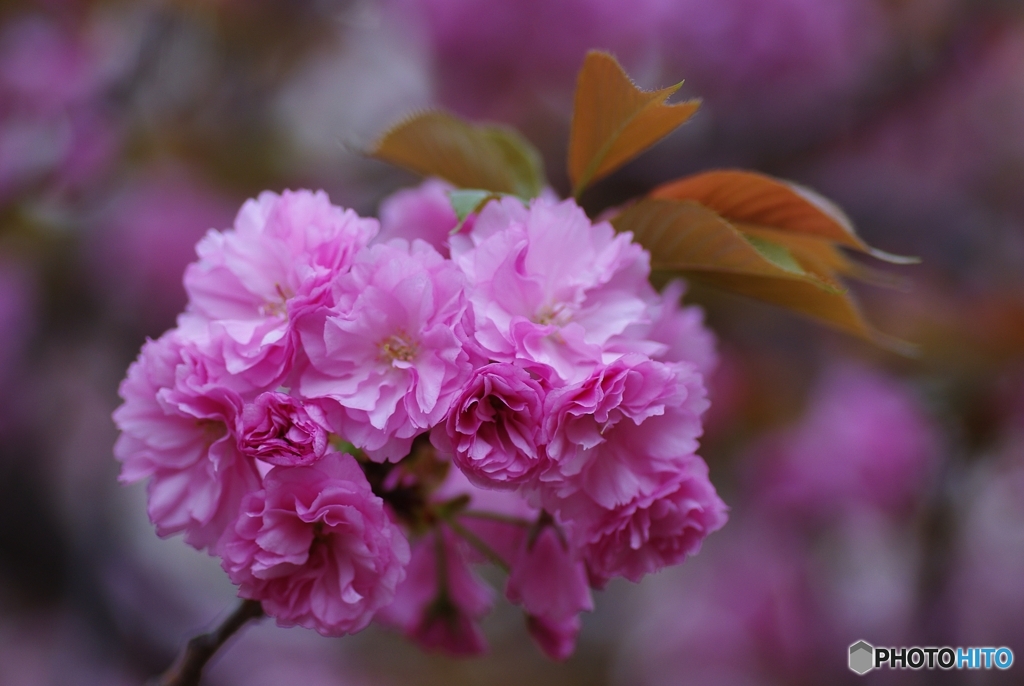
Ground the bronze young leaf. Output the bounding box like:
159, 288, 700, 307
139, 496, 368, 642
613, 171, 916, 350
567, 51, 700, 198
650, 170, 918, 264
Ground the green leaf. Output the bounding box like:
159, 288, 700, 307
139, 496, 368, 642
447, 189, 499, 223
369, 111, 546, 198
744, 235, 805, 275
568, 51, 700, 197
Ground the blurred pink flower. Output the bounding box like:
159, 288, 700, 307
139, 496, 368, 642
386, 0, 894, 148
386, 0, 663, 121
506, 526, 593, 660
804, 22, 1024, 265
299, 239, 476, 461
88, 168, 238, 332
656, 0, 892, 142
0, 15, 118, 201
220, 452, 410, 636
620, 500, 923, 685
0, 16, 99, 109
620, 522, 821, 686
376, 527, 494, 655
949, 443, 1024, 653
748, 364, 938, 518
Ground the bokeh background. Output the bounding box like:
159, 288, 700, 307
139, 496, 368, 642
2, 0, 1024, 684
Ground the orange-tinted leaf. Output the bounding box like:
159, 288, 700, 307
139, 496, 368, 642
736, 225, 911, 290
737, 224, 852, 290
691, 272, 859, 334
651, 170, 917, 264
369, 111, 545, 198
568, 51, 700, 197
611, 198, 838, 287
688, 271, 913, 352
609, 197, 917, 347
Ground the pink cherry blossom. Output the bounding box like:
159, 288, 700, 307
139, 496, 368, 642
112, 329, 259, 551
238, 392, 330, 467
220, 452, 410, 636
541, 355, 709, 510
377, 178, 460, 254
108, 154, 730, 658
641, 280, 718, 377
184, 189, 378, 389
434, 362, 548, 489
376, 527, 493, 655
450, 196, 651, 383
580, 460, 728, 587
506, 526, 592, 660
298, 239, 477, 460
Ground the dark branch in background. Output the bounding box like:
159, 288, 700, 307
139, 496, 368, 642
148, 599, 264, 686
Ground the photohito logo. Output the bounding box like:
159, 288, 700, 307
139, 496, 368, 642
848, 641, 1014, 674
849, 641, 874, 675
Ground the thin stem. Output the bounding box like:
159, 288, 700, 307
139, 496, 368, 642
148, 599, 264, 686
458, 510, 534, 527
445, 517, 511, 573
434, 527, 450, 602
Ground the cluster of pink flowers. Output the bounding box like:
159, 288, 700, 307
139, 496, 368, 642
112, 181, 726, 658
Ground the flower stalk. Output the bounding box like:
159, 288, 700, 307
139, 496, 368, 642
148, 599, 264, 686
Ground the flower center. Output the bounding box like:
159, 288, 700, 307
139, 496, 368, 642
533, 303, 570, 327
196, 418, 227, 444
259, 283, 293, 318
379, 331, 419, 364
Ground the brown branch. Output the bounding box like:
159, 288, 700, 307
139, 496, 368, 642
148, 599, 264, 686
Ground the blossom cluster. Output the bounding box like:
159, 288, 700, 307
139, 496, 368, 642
112, 181, 727, 659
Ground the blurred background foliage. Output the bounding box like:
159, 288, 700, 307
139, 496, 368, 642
1, 0, 1024, 684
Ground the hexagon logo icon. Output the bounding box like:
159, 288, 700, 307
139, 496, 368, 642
849, 641, 874, 675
